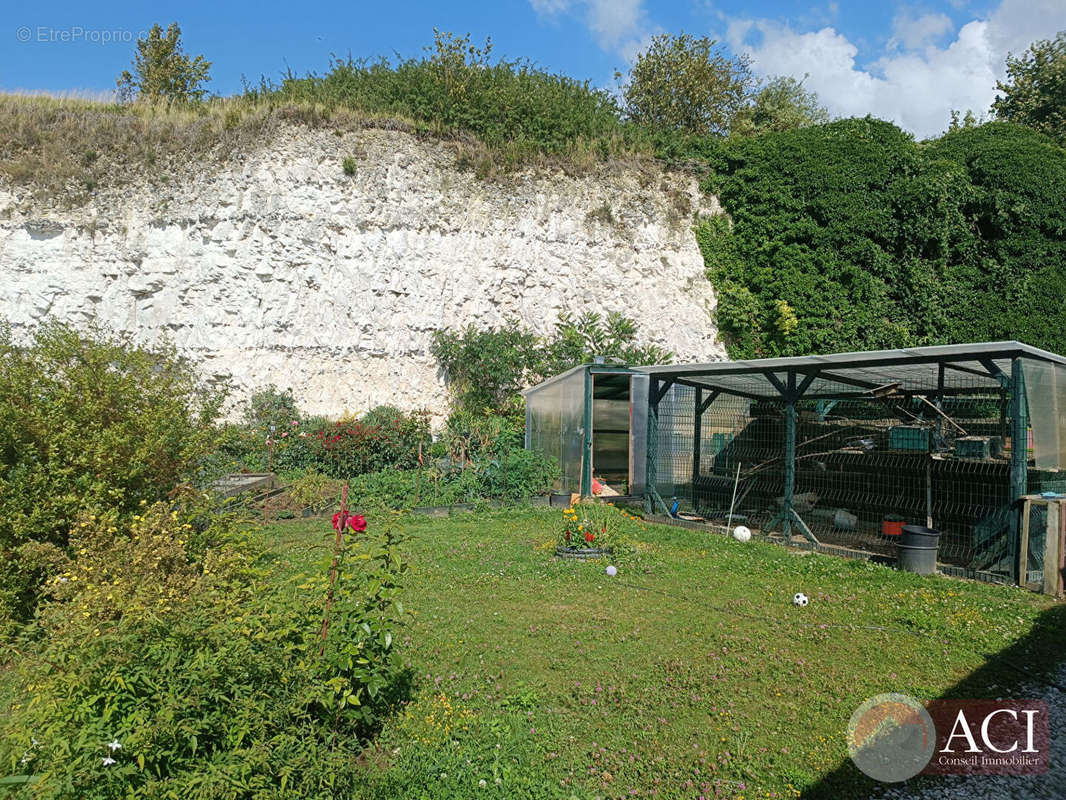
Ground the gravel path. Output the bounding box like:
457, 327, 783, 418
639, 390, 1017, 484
876, 660, 1066, 800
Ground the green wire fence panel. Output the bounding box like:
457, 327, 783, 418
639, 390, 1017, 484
651, 376, 1026, 577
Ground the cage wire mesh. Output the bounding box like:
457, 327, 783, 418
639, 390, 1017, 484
650, 373, 1031, 576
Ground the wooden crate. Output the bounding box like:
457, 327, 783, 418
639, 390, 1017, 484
1019, 496, 1066, 597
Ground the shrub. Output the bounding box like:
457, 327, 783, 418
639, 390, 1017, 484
992, 32, 1066, 143
693, 117, 1066, 358
440, 410, 523, 465
0, 504, 410, 797
430, 322, 545, 414
432, 312, 672, 417
244, 384, 300, 437
619, 32, 755, 137
344, 446, 557, 511
251, 30, 633, 168
308, 408, 430, 478
286, 469, 336, 510
218, 405, 430, 480
0, 323, 222, 624
116, 22, 212, 103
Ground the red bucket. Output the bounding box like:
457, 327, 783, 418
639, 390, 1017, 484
882, 516, 905, 537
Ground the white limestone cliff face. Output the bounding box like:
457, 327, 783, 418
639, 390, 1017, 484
0, 125, 726, 419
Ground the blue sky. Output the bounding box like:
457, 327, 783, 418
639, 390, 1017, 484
4, 0, 1064, 138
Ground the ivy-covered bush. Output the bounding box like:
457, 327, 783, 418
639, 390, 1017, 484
924, 122, 1066, 349
0, 324, 222, 625
695, 118, 1066, 358
0, 503, 410, 798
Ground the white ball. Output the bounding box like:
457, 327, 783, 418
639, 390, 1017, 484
605, 565, 617, 577
793, 592, 809, 607
732, 525, 752, 542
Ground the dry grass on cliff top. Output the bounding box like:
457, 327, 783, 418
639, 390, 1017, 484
0, 93, 658, 207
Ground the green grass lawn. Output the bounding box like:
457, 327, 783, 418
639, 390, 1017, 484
259, 508, 1066, 800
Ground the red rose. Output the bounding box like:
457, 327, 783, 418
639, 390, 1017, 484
348, 514, 367, 532
585, 531, 595, 543
331, 512, 345, 532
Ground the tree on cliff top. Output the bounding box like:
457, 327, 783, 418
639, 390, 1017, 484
619, 32, 755, 137
117, 22, 212, 103
992, 31, 1066, 142
730, 75, 830, 137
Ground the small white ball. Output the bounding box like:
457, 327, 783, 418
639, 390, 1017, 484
605, 565, 618, 577
793, 592, 809, 607
732, 525, 752, 542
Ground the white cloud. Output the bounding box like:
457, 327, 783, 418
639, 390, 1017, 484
586, 0, 646, 49
529, 0, 571, 16
889, 10, 954, 50
726, 0, 1066, 139
529, 0, 652, 60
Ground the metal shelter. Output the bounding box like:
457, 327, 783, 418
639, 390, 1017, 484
635, 342, 1066, 585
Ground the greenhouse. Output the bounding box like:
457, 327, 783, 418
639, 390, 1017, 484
523, 363, 648, 497
526, 342, 1066, 591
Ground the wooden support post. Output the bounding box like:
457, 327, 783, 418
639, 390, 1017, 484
1009, 358, 1028, 584
1045, 501, 1064, 597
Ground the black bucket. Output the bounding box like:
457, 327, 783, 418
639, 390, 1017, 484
549, 493, 573, 508
897, 525, 941, 576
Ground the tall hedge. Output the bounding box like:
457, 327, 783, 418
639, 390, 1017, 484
696, 118, 1066, 358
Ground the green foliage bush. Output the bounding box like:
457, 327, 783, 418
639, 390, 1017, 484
285, 469, 335, 510
729, 76, 830, 137
620, 32, 754, 137
0, 324, 221, 624
249, 31, 633, 166
116, 22, 212, 103
992, 32, 1066, 143
431, 311, 671, 417
346, 446, 557, 510
1, 503, 411, 798
217, 405, 430, 480
244, 385, 299, 438
694, 118, 1066, 357
924, 122, 1066, 348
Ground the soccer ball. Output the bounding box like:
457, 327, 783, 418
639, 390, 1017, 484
732, 525, 752, 542
605, 565, 617, 577
793, 592, 809, 607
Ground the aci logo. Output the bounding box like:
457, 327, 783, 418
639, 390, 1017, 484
847, 693, 936, 783
848, 694, 1050, 782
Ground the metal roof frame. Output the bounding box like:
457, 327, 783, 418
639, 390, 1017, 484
634, 341, 1064, 401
